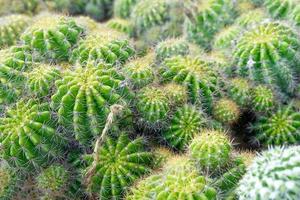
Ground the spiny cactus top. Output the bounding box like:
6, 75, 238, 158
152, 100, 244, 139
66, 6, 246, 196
251, 85, 274, 113
264, 0, 295, 18
233, 22, 300, 93
254, 105, 300, 145
163, 105, 204, 150
291, 3, 300, 25
85, 133, 153, 200
106, 18, 133, 35
21, 14, 84, 61
189, 130, 232, 172
126, 156, 217, 200
213, 25, 241, 49
0, 161, 18, 200
0, 100, 65, 169
0, 15, 31, 48
161, 56, 219, 111
71, 29, 134, 65
236, 9, 268, 27
237, 146, 300, 200
213, 98, 240, 124
155, 38, 189, 61
161, 83, 188, 106
228, 78, 251, 107
114, 0, 138, 18
51, 63, 132, 145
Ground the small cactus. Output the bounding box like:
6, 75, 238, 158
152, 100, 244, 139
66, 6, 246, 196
251, 85, 275, 113
51, 63, 132, 145
84, 133, 153, 200
106, 18, 133, 36
228, 78, 251, 107
189, 130, 232, 173
163, 105, 204, 150
161, 83, 188, 106
114, 0, 138, 18
237, 146, 300, 200
0, 161, 19, 200
236, 9, 268, 27
155, 38, 189, 61
214, 25, 242, 49
213, 98, 240, 124
254, 105, 300, 146
264, 0, 294, 18
74, 16, 98, 33
291, 3, 300, 26
0, 0, 39, 15
0, 99, 65, 170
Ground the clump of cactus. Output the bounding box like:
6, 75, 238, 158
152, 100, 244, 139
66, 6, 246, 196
237, 146, 300, 200
213, 98, 240, 124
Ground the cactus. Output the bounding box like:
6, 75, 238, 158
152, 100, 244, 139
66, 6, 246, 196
122, 53, 155, 88
0, 161, 19, 200
291, 4, 300, 26
251, 85, 274, 113
155, 38, 189, 61
114, 0, 138, 18
71, 29, 134, 65
51, 63, 132, 145
233, 22, 300, 94
228, 78, 251, 107
0, 0, 39, 15
85, 133, 153, 200
84, 0, 114, 21
161, 83, 188, 106
161, 56, 219, 111
213, 25, 242, 49
254, 105, 300, 146
213, 98, 240, 124
25, 64, 61, 98
264, 0, 294, 18
106, 18, 133, 36
189, 130, 232, 172
136, 86, 170, 125
163, 105, 204, 150
126, 156, 217, 200
236, 9, 268, 27
21, 14, 84, 61
235, 0, 256, 15
237, 146, 300, 200
0, 99, 65, 170
0, 15, 31, 48
74, 16, 98, 33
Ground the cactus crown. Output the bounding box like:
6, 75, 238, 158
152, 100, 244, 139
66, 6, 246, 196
228, 78, 251, 107
155, 38, 189, 60
213, 98, 240, 124
236, 9, 268, 27
251, 85, 274, 112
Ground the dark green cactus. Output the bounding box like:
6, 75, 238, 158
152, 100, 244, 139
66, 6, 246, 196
213, 98, 240, 124
114, 0, 138, 18
264, 0, 294, 18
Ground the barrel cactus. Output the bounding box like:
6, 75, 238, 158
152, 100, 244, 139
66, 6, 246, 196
163, 105, 204, 150
0, 0, 39, 15
237, 146, 300, 200
189, 130, 232, 172
51, 63, 132, 145
155, 38, 189, 61
126, 156, 217, 200
114, 0, 138, 18
236, 9, 268, 27
233, 21, 300, 94
0, 161, 19, 200
264, 0, 294, 18
161, 56, 219, 111
251, 85, 275, 113
84, 0, 114, 21
291, 3, 300, 25
213, 98, 240, 124
0, 100, 65, 169
254, 105, 300, 146
228, 78, 251, 107
106, 18, 133, 35
21, 14, 84, 61
161, 83, 188, 106
84, 133, 153, 200
214, 25, 242, 49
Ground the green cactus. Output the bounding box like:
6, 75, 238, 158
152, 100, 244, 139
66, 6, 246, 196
0, 161, 19, 200
21, 14, 84, 61
291, 4, 300, 25
51, 63, 132, 145
114, 0, 138, 18
254, 105, 300, 146
126, 156, 217, 200
0, 0, 39, 15
122, 53, 155, 88
251, 85, 274, 113
71, 29, 134, 65
228, 78, 251, 107
237, 146, 300, 200
234, 0, 256, 15
236, 9, 268, 27
233, 22, 300, 94
25, 64, 61, 98
85, 133, 153, 200
74, 16, 98, 33
213, 25, 242, 49
161, 56, 219, 111
163, 105, 204, 150
136, 86, 170, 124
189, 130, 232, 172
155, 38, 189, 61
106, 18, 133, 36
213, 98, 240, 124
0, 15, 31, 48
0, 99, 65, 170
84, 0, 114, 21
161, 83, 188, 106
264, 0, 294, 18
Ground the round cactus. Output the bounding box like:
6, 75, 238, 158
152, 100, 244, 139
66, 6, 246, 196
36, 164, 69, 199
0, 161, 19, 200
155, 38, 189, 61
236, 9, 268, 27
189, 130, 232, 172
213, 25, 242, 49
163, 105, 204, 150
237, 146, 300, 200
0, 0, 39, 15
233, 22, 300, 94
254, 105, 300, 145
213, 98, 240, 124
136, 86, 170, 124
0, 15, 31, 48
161, 56, 219, 111
291, 4, 300, 26
21, 14, 84, 61
51, 63, 132, 145
264, 0, 294, 18
228, 78, 251, 107
106, 18, 133, 36
85, 133, 153, 200
0, 99, 65, 169
234, 0, 256, 15
114, 0, 138, 18
71, 29, 134, 65
74, 16, 98, 33
122, 53, 155, 88
161, 83, 188, 106
25, 64, 61, 98
84, 0, 114, 21
126, 156, 217, 200
251, 85, 274, 113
